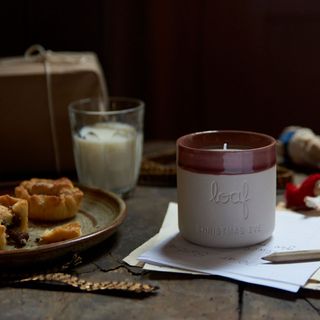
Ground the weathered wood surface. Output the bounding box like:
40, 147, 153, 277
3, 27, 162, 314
0, 185, 239, 320
0, 142, 320, 319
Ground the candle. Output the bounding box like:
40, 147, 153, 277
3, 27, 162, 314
73, 122, 143, 194
177, 130, 277, 248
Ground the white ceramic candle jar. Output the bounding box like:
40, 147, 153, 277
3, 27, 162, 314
177, 130, 277, 248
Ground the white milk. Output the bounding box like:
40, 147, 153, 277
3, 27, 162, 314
73, 122, 143, 194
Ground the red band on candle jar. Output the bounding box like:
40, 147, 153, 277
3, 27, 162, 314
177, 130, 277, 174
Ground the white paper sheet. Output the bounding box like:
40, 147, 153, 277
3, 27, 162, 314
132, 202, 320, 292
124, 203, 297, 291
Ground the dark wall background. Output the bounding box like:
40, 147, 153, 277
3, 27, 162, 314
1, 0, 320, 140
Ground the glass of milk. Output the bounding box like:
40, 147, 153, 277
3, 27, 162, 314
69, 97, 144, 197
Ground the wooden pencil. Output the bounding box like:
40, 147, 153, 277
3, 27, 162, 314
262, 250, 320, 263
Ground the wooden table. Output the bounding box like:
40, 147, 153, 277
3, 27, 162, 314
1, 143, 320, 319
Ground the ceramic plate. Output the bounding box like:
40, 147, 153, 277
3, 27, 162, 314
0, 184, 126, 268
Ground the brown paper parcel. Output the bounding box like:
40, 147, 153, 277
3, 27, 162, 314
0, 45, 107, 176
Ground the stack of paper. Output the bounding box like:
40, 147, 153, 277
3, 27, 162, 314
124, 202, 320, 292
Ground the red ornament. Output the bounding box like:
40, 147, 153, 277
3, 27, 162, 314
285, 174, 320, 209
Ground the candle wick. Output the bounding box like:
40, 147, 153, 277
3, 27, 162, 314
223, 143, 228, 150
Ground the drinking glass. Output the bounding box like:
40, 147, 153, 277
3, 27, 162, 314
69, 97, 144, 197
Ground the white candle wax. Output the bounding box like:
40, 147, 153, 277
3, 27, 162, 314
73, 122, 143, 194
201, 143, 244, 151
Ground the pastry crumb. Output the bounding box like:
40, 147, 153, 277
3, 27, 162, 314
40, 222, 81, 244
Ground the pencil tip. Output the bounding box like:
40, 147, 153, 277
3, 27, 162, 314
261, 255, 271, 261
